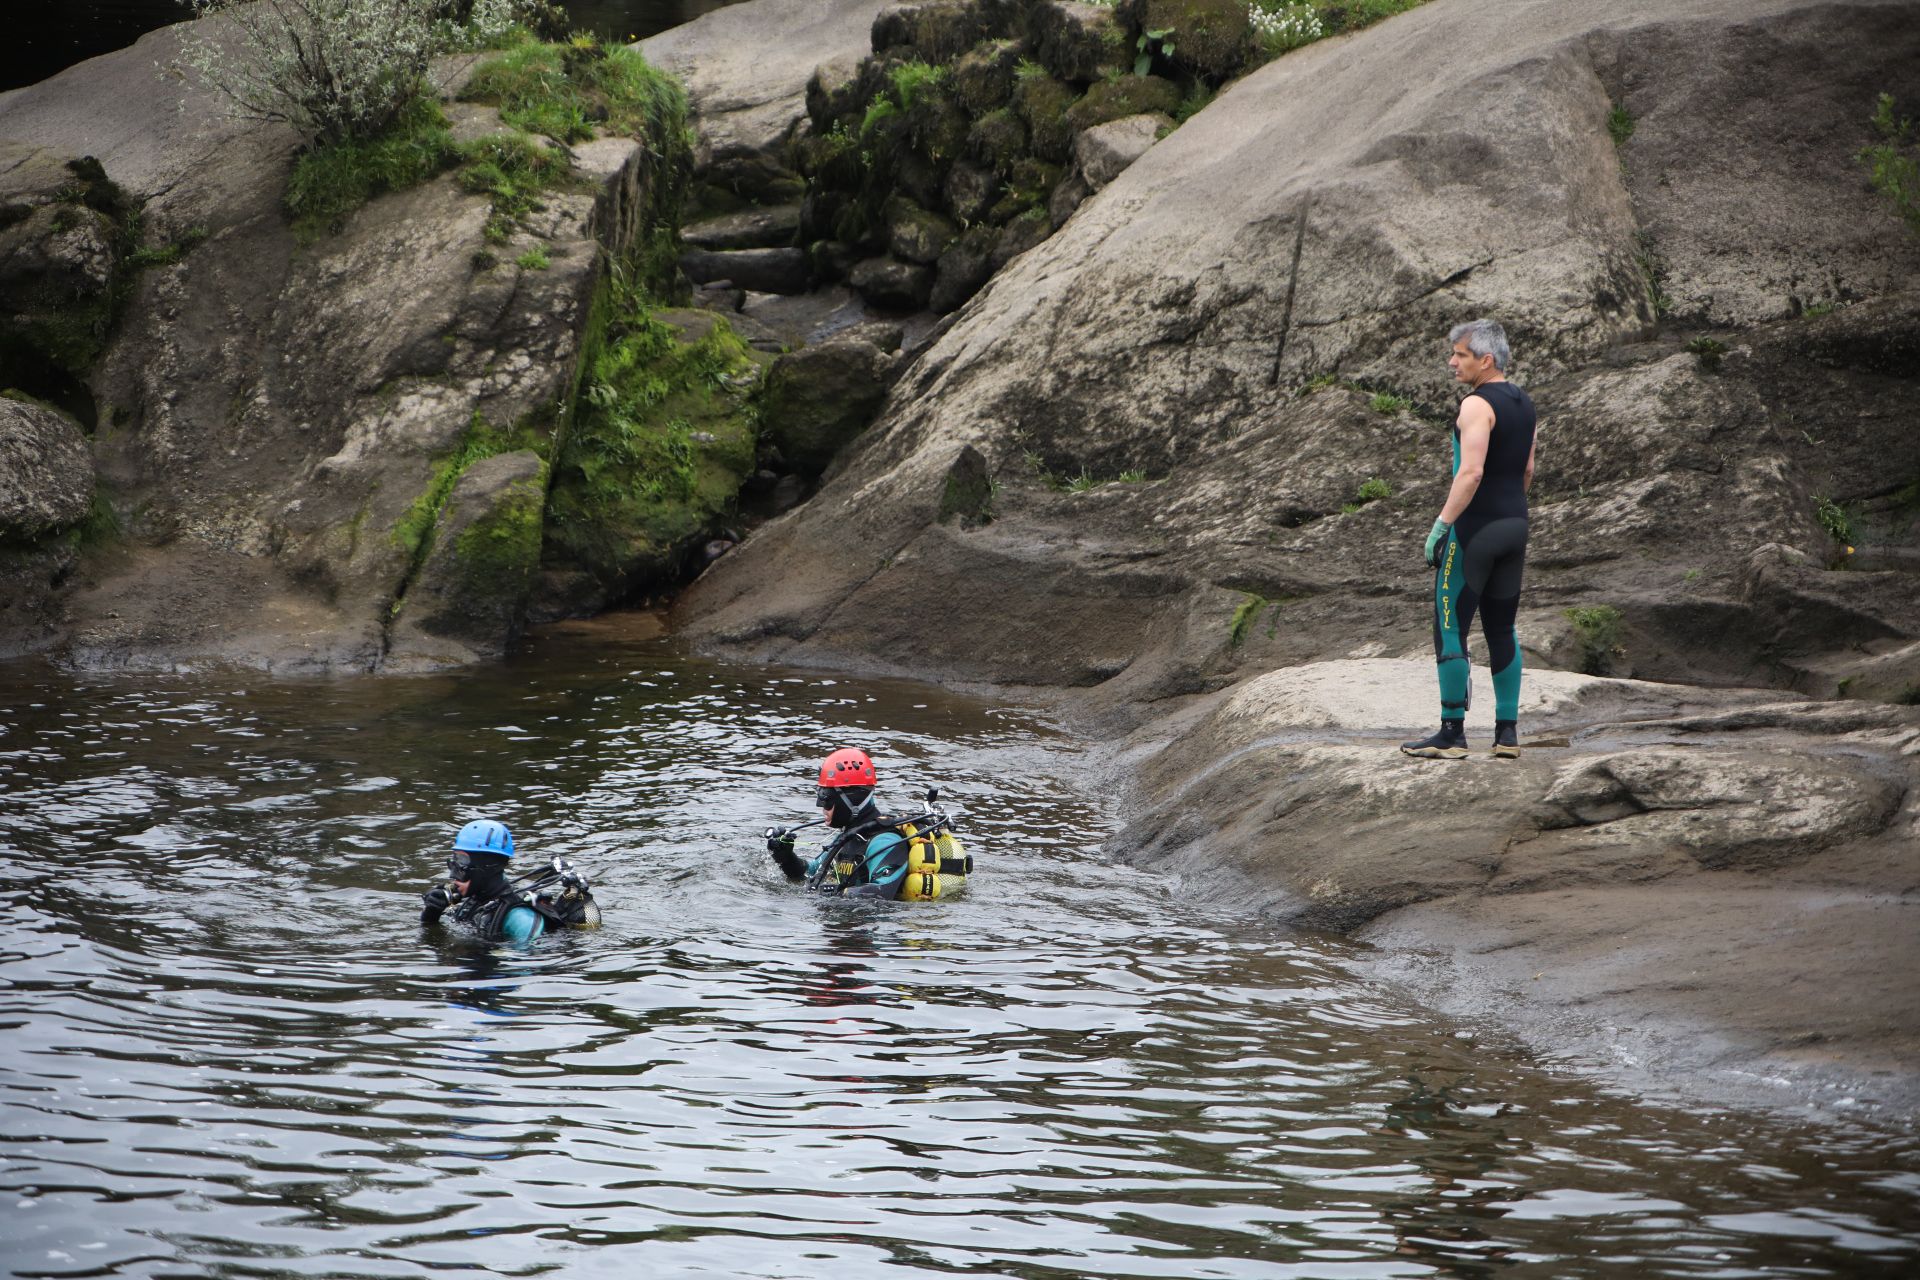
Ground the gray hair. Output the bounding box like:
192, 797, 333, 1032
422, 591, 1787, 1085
1448, 319, 1510, 371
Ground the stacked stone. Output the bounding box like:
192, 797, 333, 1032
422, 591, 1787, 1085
794, 0, 1252, 315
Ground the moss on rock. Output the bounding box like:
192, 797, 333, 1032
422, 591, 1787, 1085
1066, 75, 1183, 131
1118, 0, 1253, 81
1016, 73, 1080, 164
968, 108, 1030, 176
451, 459, 547, 603
886, 196, 960, 264
0, 149, 137, 385
543, 294, 766, 596
908, 86, 972, 170
953, 39, 1022, 115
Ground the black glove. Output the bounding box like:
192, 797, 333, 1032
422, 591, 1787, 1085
421, 883, 454, 923
765, 827, 806, 881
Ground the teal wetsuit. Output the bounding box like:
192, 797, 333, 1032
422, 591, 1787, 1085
1434, 382, 1535, 723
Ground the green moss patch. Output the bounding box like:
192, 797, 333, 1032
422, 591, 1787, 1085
392, 411, 546, 566
543, 281, 764, 592
1066, 75, 1182, 130
451, 463, 547, 598
1014, 75, 1078, 164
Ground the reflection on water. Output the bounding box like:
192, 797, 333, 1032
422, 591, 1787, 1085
1, 617, 1917, 1279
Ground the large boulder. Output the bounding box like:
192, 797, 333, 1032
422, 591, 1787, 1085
1117, 0, 1252, 81
1074, 112, 1169, 190
386, 450, 547, 668
0, 395, 93, 539
1115, 659, 1920, 1109
1030, 1, 1130, 83
541, 309, 767, 612
0, 144, 132, 388
759, 337, 896, 477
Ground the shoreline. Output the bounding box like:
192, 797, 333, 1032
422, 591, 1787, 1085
1046, 660, 1920, 1130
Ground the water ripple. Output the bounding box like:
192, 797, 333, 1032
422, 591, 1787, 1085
1, 629, 1915, 1279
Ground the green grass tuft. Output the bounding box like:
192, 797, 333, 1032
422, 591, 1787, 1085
286, 95, 456, 242
127, 224, 210, 269
1685, 336, 1727, 372
466, 39, 692, 146
1369, 392, 1412, 414
1607, 104, 1635, 148
515, 243, 551, 270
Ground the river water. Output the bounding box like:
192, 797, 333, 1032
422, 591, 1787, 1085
1, 617, 1916, 1279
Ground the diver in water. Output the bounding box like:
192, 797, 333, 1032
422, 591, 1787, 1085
421, 818, 600, 942
765, 749, 970, 900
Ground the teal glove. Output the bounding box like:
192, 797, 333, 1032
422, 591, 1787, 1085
1423, 518, 1451, 567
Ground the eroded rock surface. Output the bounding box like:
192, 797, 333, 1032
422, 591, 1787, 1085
0, 396, 93, 538
671, 0, 1920, 1114
1115, 657, 1920, 1108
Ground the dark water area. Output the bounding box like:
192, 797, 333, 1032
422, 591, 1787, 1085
0, 0, 742, 94
2, 615, 1918, 1278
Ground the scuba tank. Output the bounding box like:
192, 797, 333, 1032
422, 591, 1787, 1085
897, 823, 970, 901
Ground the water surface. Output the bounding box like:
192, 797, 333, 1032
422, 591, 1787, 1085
2, 617, 1916, 1278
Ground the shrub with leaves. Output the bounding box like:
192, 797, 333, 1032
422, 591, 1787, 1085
1858, 93, 1920, 236
180, 0, 537, 146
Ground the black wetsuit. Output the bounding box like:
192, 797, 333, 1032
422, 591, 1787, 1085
770, 817, 914, 899
1433, 381, 1535, 721
421, 857, 597, 940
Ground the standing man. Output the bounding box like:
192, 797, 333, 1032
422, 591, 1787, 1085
1402, 319, 1537, 760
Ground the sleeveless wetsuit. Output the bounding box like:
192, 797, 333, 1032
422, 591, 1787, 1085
1433, 381, 1535, 722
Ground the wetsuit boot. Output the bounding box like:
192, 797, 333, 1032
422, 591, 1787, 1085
1492, 720, 1519, 759
1400, 719, 1468, 760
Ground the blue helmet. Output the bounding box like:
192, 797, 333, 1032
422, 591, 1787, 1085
453, 818, 514, 857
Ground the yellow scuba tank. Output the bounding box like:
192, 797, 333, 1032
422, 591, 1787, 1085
897, 823, 970, 901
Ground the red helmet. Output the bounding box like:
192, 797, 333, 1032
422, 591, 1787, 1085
817, 748, 876, 789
